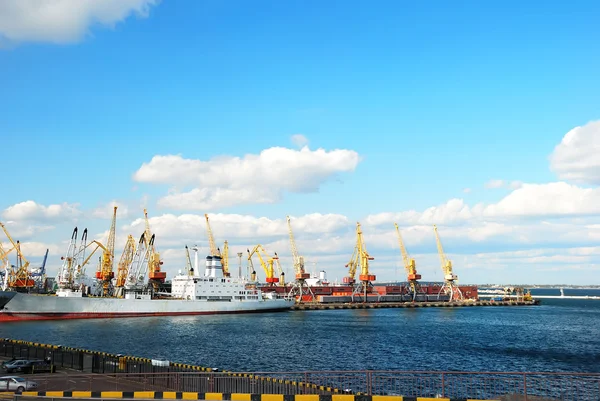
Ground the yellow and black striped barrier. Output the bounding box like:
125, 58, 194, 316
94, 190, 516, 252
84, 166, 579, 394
18, 392, 499, 401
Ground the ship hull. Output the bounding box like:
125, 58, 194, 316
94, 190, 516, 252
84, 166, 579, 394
0, 291, 292, 322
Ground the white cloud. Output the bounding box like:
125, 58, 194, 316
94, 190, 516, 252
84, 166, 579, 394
291, 134, 309, 148
133, 145, 361, 210
462, 188, 471, 193
484, 180, 523, 190
0, 0, 159, 46
485, 179, 505, 189
91, 202, 130, 219
121, 212, 350, 246
550, 120, 600, 185
2, 200, 81, 222
483, 182, 600, 218
366, 182, 600, 228
17, 241, 61, 258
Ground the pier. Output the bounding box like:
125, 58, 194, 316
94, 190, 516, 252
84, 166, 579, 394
291, 299, 539, 310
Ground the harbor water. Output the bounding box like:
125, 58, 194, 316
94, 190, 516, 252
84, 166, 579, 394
1, 288, 599, 373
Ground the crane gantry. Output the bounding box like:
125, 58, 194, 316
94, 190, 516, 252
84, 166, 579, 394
204, 214, 230, 277
247, 245, 284, 286
394, 223, 423, 301
344, 222, 375, 299
144, 209, 166, 288
96, 206, 117, 296
286, 216, 313, 302
433, 225, 463, 301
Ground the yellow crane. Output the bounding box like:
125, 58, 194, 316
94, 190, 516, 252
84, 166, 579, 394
144, 209, 166, 287
96, 206, 117, 296
433, 225, 463, 301
286, 216, 313, 302
394, 223, 422, 301
344, 222, 375, 299
204, 214, 230, 277
0, 221, 34, 289
0, 241, 15, 291
116, 235, 137, 289
222, 240, 229, 277
247, 245, 284, 286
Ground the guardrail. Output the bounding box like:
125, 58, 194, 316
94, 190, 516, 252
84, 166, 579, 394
3, 371, 600, 400
2, 339, 599, 400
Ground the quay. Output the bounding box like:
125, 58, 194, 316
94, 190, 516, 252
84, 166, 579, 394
291, 299, 540, 310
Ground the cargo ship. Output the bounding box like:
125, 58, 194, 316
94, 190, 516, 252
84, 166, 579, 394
0, 255, 293, 322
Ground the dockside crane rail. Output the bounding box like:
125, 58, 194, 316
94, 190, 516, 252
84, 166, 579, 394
433, 225, 463, 301
144, 209, 166, 286
394, 223, 422, 300
96, 206, 117, 296
204, 214, 230, 277
0, 221, 34, 289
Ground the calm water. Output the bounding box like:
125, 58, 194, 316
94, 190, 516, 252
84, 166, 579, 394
1, 288, 599, 373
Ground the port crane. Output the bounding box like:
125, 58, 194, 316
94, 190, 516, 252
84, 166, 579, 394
58, 227, 81, 289
58, 226, 107, 294
433, 225, 463, 301
143, 209, 166, 288
286, 216, 313, 302
204, 214, 230, 277
0, 221, 34, 290
247, 245, 284, 286
344, 222, 375, 300
116, 234, 137, 290
125, 233, 154, 289
96, 206, 117, 296
394, 223, 423, 301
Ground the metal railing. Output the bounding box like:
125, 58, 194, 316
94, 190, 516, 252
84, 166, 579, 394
2, 339, 599, 400
8, 370, 600, 400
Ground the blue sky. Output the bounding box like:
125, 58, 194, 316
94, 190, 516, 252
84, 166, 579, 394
1, 0, 600, 285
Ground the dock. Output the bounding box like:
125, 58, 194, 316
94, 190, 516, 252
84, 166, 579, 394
291, 299, 539, 310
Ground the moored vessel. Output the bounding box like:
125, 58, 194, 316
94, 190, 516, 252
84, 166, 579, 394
0, 255, 292, 322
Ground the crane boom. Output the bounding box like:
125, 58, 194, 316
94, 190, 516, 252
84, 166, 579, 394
394, 223, 422, 300
96, 206, 117, 295
116, 235, 137, 288
287, 216, 309, 280
144, 209, 166, 285
204, 214, 220, 257
344, 222, 375, 285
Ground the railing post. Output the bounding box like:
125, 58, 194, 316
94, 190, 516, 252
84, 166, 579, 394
366, 370, 372, 396
523, 373, 527, 401
441, 372, 445, 397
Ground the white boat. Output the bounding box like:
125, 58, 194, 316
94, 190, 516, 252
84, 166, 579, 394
0, 255, 292, 322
